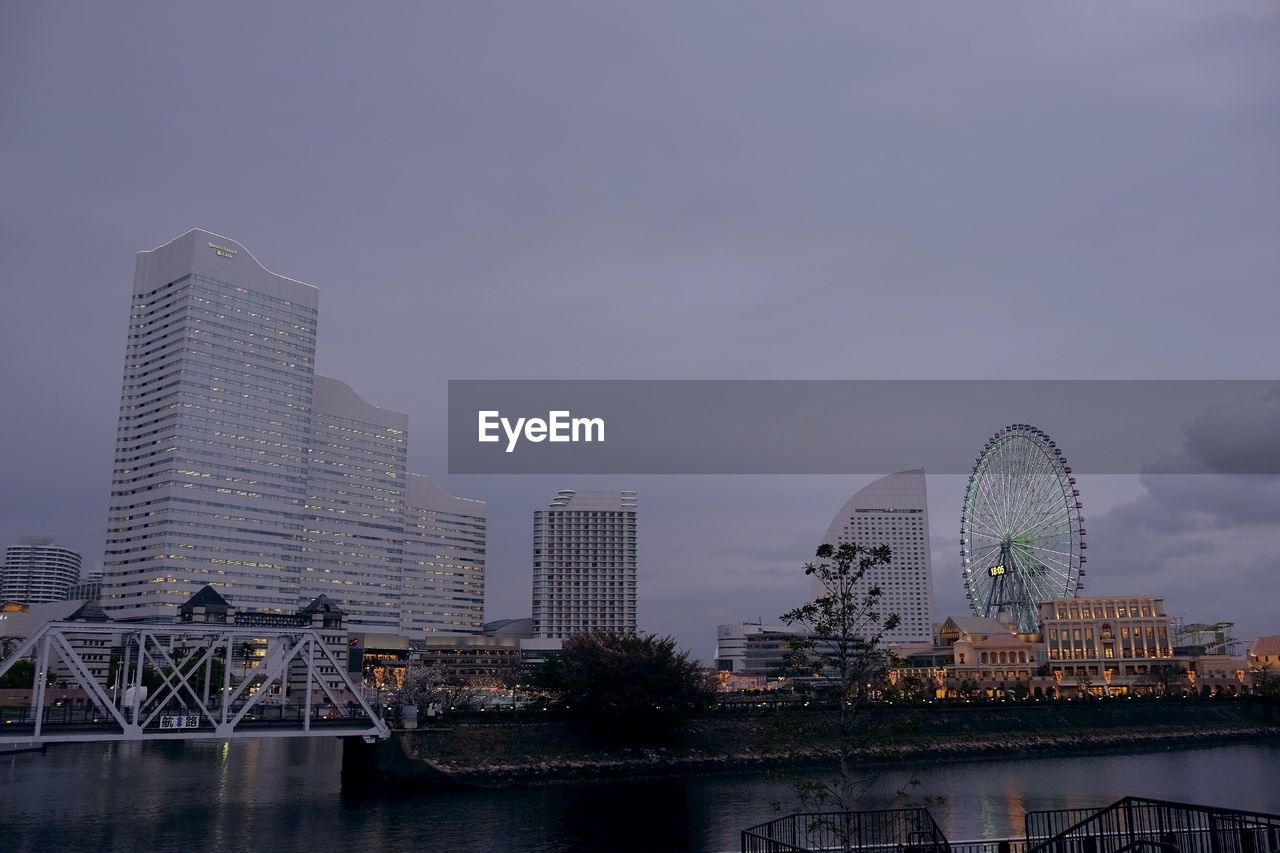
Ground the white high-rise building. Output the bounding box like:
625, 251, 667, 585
301, 376, 408, 631
101, 230, 484, 633
1, 537, 82, 604
103, 230, 319, 619
532, 490, 637, 639
819, 469, 934, 645
402, 474, 487, 636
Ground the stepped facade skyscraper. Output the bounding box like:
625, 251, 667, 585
819, 469, 934, 645
532, 490, 637, 639
102, 230, 483, 633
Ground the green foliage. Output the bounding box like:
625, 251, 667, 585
780, 542, 900, 704
0, 658, 41, 688
533, 631, 716, 745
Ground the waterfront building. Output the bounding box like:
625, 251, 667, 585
401, 474, 487, 637
889, 598, 1253, 699
940, 615, 1038, 682
1250, 636, 1280, 671
1039, 596, 1175, 693
102, 230, 320, 620
350, 626, 531, 692
1249, 636, 1280, 692
177, 585, 352, 702
301, 376, 408, 632
100, 230, 484, 636
531, 490, 637, 639
819, 469, 933, 645
1, 538, 83, 604
715, 621, 801, 678
888, 615, 1043, 699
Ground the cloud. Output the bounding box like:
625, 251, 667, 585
1084, 397, 1280, 639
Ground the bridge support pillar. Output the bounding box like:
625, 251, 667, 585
340, 736, 383, 789
340, 732, 466, 792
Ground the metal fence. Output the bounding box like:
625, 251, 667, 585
742, 807, 951, 853
1025, 797, 1280, 853
950, 838, 1029, 853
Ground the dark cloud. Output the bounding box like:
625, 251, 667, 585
1183, 388, 1280, 475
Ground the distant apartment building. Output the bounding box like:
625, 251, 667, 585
715, 621, 801, 678
2, 537, 82, 604
532, 490, 637, 639
66, 573, 104, 602
820, 469, 933, 644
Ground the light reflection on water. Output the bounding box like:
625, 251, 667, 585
2, 739, 1277, 853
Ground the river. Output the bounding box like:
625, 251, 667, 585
2, 738, 1278, 852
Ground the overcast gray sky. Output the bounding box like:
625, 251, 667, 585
2, 2, 1278, 661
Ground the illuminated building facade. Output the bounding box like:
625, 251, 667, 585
1041, 595, 1173, 666
102, 230, 319, 619
890, 597, 1239, 699
820, 469, 934, 644
101, 230, 483, 635
301, 376, 408, 631
401, 474, 487, 636
532, 490, 638, 639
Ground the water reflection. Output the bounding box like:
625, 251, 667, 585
3, 740, 1278, 853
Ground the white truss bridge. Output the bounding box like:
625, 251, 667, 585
0, 621, 389, 746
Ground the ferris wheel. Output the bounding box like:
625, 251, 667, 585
960, 424, 1086, 634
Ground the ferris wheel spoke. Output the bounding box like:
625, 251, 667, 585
960, 424, 1083, 634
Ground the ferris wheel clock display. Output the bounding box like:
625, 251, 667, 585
960, 424, 1086, 634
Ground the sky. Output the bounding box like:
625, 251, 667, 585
1, 2, 1278, 663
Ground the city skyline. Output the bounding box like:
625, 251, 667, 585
2, 4, 1278, 662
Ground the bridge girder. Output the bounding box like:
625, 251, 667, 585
0, 621, 390, 745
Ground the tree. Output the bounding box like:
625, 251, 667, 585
1147, 662, 1187, 697
1249, 661, 1278, 696
532, 631, 717, 745
0, 658, 41, 688
399, 662, 485, 714
779, 542, 902, 821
